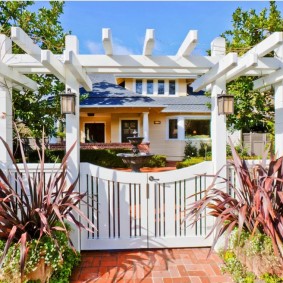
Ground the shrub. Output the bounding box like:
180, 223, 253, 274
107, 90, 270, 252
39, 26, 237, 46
184, 141, 198, 158
0, 132, 95, 277
25, 149, 167, 169
176, 157, 211, 169
185, 137, 283, 261
198, 142, 212, 158
143, 155, 166, 168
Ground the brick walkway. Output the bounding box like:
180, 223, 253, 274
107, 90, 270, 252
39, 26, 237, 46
70, 248, 234, 283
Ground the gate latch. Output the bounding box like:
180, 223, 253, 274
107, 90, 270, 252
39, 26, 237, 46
149, 176, 159, 182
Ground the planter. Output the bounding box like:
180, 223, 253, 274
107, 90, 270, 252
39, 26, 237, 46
235, 244, 283, 278
26, 258, 53, 283
0, 258, 53, 283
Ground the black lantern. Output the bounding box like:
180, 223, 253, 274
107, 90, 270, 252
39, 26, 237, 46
217, 92, 234, 115
60, 88, 76, 115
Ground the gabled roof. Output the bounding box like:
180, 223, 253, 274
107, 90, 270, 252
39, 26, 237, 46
80, 75, 210, 113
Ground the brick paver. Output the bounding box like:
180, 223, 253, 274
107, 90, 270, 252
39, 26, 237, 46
70, 248, 234, 283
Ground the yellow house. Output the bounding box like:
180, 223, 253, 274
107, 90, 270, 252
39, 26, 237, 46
80, 74, 211, 161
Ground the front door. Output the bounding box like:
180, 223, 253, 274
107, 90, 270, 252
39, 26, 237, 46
85, 123, 105, 143
121, 120, 138, 142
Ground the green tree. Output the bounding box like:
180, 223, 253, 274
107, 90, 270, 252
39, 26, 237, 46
221, 1, 283, 133
0, 1, 69, 138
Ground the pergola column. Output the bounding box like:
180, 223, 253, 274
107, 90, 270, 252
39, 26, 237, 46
142, 112, 149, 142
0, 78, 13, 167
65, 35, 81, 251
0, 35, 13, 168
274, 44, 283, 156
274, 83, 283, 156
211, 37, 227, 173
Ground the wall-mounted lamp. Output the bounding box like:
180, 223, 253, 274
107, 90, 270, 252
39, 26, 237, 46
154, 121, 161, 124
60, 88, 76, 115
217, 92, 234, 115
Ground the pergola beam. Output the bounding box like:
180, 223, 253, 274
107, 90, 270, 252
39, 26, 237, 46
253, 69, 283, 90
191, 53, 238, 92
143, 29, 154, 56
11, 27, 41, 60
176, 30, 198, 57
246, 31, 283, 57
226, 53, 258, 83
102, 28, 113, 56
41, 50, 65, 82
0, 60, 37, 91
64, 50, 92, 91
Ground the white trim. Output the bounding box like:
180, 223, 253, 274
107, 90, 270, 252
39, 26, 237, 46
166, 115, 211, 141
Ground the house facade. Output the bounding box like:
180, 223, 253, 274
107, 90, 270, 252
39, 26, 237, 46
79, 74, 211, 161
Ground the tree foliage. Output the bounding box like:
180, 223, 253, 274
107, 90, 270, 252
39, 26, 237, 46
0, 1, 69, 138
221, 1, 283, 133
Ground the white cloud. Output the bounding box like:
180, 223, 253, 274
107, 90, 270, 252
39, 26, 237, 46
86, 40, 103, 54
85, 38, 134, 55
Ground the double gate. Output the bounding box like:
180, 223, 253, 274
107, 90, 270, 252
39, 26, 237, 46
79, 162, 214, 250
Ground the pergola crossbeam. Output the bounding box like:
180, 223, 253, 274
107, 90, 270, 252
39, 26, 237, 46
41, 50, 65, 82
64, 50, 92, 91
143, 29, 154, 56
176, 30, 198, 57
11, 27, 41, 60
102, 28, 113, 56
246, 32, 283, 57
191, 53, 238, 92
253, 69, 283, 90
0, 60, 37, 91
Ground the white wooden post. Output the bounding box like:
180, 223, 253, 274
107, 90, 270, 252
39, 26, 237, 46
211, 37, 227, 173
142, 112, 149, 142
65, 35, 81, 250
0, 35, 13, 168
274, 44, 283, 156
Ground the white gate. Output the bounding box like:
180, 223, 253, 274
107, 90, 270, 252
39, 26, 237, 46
79, 162, 214, 250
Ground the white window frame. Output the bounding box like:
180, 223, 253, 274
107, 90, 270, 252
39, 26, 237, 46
166, 115, 211, 141
133, 79, 178, 96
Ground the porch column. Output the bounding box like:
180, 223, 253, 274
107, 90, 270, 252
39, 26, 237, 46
211, 37, 227, 173
0, 35, 13, 168
65, 35, 81, 250
142, 112, 149, 142
274, 44, 283, 156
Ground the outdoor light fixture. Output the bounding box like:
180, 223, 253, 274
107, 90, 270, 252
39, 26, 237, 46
60, 88, 76, 115
217, 92, 234, 115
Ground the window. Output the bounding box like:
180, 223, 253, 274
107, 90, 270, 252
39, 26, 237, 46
169, 80, 176, 95
185, 119, 210, 138
136, 80, 142, 94
158, 80, 165, 95
169, 119, 178, 139
147, 80, 153, 94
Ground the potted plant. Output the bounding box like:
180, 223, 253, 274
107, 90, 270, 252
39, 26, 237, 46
0, 132, 95, 282
186, 138, 283, 282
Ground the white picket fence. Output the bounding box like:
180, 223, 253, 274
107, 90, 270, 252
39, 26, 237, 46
79, 162, 214, 250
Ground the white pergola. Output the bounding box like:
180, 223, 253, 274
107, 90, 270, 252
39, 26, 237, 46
1, 27, 283, 178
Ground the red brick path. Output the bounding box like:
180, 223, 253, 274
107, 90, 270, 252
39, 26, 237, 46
70, 248, 234, 283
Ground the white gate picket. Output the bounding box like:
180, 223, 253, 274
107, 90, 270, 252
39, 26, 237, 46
80, 161, 214, 250
80, 163, 148, 250
146, 161, 214, 248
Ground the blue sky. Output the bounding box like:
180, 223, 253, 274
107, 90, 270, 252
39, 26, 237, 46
35, 1, 283, 55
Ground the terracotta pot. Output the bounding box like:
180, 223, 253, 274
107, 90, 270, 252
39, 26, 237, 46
236, 245, 283, 277
26, 258, 53, 283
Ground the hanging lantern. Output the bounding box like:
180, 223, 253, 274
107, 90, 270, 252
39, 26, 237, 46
217, 92, 234, 115
60, 88, 76, 115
